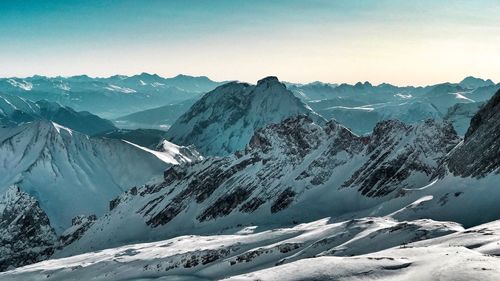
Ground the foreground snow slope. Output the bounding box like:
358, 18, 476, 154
229, 219, 500, 281
0, 216, 469, 281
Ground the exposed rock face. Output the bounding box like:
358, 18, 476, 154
166, 76, 325, 156
0, 186, 57, 271
60, 115, 460, 255
343, 119, 460, 197
446, 90, 500, 177
59, 215, 97, 247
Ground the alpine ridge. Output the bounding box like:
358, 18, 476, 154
58, 114, 460, 256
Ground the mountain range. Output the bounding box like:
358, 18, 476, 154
0, 73, 224, 118
1, 74, 500, 280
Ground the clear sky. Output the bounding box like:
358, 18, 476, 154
1, 0, 499, 85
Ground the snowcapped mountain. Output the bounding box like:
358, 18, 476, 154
57, 114, 459, 256
2, 75, 500, 279
6, 86, 499, 279
0, 121, 198, 231
0, 74, 223, 118
166, 76, 326, 156
343, 89, 500, 227
0, 93, 116, 135
0, 120, 202, 270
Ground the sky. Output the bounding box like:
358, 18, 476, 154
0, 0, 499, 85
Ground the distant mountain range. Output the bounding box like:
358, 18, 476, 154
0, 92, 116, 135
2, 74, 496, 135
0, 73, 225, 118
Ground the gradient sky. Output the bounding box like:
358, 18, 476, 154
1, 0, 499, 85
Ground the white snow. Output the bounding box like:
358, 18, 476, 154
51, 122, 73, 136
395, 93, 412, 99
6, 79, 33, 91
0, 216, 475, 281
104, 84, 137, 94
123, 140, 201, 165
451, 92, 475, 102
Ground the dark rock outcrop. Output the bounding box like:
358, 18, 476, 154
0, 186, 57, 271
446, 90, 500, 177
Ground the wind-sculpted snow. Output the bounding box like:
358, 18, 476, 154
59, 115, 459, 255
166, 76, 326, 156
228, 219, 500, 281
0, 217, 467, 281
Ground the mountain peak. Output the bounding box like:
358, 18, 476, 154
459, 76, 494, 89
138, 72, 161, 78
166, 76, 325, 156
354, 81, 373, 88
257, 76, 280, 85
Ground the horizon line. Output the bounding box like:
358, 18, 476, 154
0, 73, 496, 88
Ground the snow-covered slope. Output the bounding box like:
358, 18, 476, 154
166, 76, 326, 156
0, 121, 197, 231
0, 216, 470, 281
227, 220, 500, 281
58, 115, 459, 256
